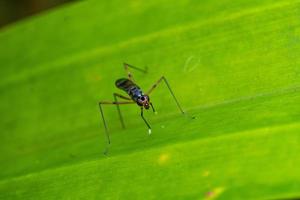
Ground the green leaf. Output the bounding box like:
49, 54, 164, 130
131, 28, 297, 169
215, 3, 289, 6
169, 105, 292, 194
1, 0, 300, 199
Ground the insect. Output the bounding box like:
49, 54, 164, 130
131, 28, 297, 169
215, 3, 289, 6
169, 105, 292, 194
98, 63, 185, 145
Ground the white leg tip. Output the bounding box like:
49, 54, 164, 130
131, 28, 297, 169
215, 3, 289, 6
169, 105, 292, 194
148, 129, 152, 135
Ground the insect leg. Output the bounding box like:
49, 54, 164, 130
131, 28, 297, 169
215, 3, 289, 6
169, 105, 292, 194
98, 101, 135, 145
150, 102, 155, 113
146, 76, 185, 114
140, 107, 152, 135
113, 93, 132, 129
123, 63, 148, 81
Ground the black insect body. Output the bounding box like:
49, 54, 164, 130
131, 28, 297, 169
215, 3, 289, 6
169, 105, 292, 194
98, 63, 184, 146
115, 78, 151, 109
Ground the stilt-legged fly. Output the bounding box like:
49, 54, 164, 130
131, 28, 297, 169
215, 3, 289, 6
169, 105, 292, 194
98, 63, 185, 146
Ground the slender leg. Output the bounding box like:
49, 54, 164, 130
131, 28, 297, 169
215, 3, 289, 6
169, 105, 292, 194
113, 93, 132, 129
150, 102, 155, 113
98, 100, 135, 145
146, 76, 185, 114
140, 107, 152, 135
123, 63, 147, 81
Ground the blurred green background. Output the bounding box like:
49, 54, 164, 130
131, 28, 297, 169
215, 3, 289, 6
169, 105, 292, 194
1, 0, 300, 199
0, 0, 75, 28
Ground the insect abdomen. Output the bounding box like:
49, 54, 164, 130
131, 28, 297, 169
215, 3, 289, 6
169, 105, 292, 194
115, 78, 143, 100
115, 78, 135, 91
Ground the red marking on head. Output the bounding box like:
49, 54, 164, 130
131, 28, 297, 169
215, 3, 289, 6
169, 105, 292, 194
138, 95, 150, 109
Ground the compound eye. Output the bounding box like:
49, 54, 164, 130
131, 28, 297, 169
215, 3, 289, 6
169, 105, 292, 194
141, 96, 145, 101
